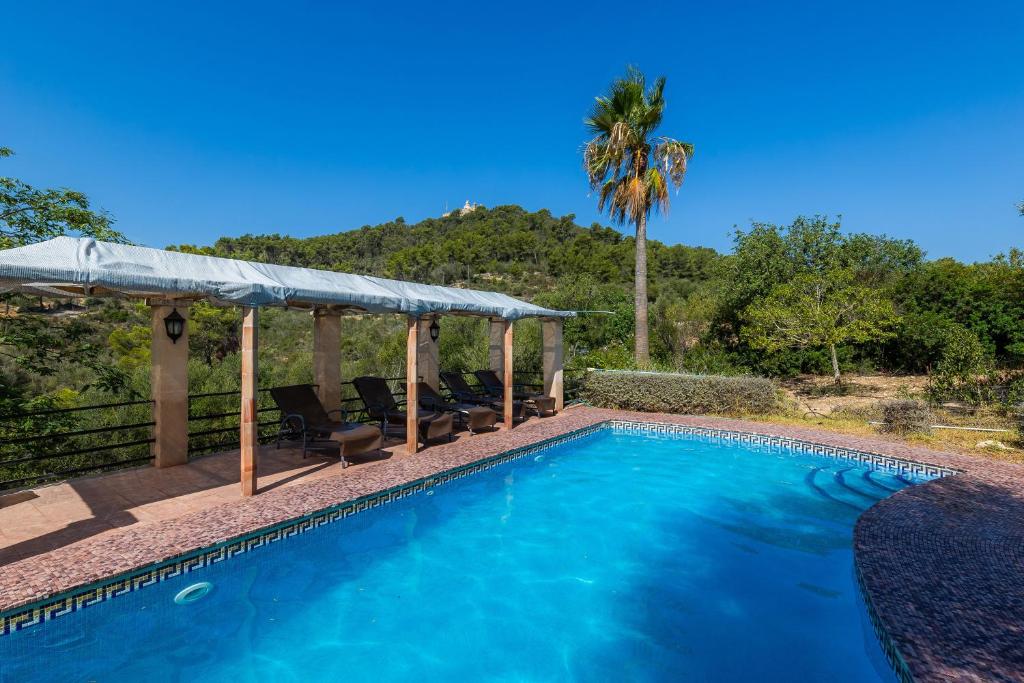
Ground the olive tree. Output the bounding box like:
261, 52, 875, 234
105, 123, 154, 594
0, 146, 127, 407
742, 269, 899, 384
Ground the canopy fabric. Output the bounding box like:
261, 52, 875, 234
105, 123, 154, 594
0, 237, 574, 320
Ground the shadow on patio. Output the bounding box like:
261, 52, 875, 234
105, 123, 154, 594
0, 440, 410, 567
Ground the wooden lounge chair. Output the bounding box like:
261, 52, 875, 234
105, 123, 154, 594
440, 371, 527, 422
417, 382, 497, 435
352, 376, 453, 444
269, 384, 383, 467
473, 369, 557, 416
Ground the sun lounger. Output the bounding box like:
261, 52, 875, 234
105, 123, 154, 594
473, 369, 557, 416
440, 371, 527, 422
352, 376, 453, 444
269, 384, 383, 467
417, 382, 497, 434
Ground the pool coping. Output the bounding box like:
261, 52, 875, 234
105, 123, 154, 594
2, 408, 1023, 682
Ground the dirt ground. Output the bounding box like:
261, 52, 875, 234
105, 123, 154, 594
780, 374, 930, 417
774, 374, 1023, 463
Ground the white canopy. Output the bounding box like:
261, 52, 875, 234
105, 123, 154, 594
0, 237, 573, 320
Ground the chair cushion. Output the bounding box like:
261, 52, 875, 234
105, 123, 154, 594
529, 396, 557, 414
329, 423, 383, 457
464, 406, 498, 430
420, 412, 454, 441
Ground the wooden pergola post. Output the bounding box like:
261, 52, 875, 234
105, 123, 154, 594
416, 316, 440, 391
240, 306, 259, 496
542, 318, 564, 412
406, 316, 419, 454
150, 301, 190, 468
312, 308, 342, 413
502, 319, 514, 429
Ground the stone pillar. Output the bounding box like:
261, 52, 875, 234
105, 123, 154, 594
150, 302, 190, 468
543, 318, 564, 412
417, 317, 440, 391
240, 307, 259, 497
312, 309, 341, 412
406, 316, 419, 454
502, 320, 514, 429
488, 318, 505, 374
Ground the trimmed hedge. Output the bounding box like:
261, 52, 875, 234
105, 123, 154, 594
880, 399, 932, 435
582, 370, 782, 415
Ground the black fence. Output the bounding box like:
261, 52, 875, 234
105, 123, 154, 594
511, 369, 586, 403
187, 388, 285, 456
0, 399, 155, 491
186, 376, 410, 457
0, 370, 587, 491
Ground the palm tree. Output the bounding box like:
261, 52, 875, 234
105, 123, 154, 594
584, 67, 694, 365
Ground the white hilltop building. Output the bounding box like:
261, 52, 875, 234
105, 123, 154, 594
443, 200, 481, 218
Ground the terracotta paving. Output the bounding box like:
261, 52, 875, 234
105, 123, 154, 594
0, 430, 486, 566
1, 406, 1023, 682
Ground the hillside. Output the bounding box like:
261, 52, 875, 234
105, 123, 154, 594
174, 205, 720, 301
4, 204, 1024, 420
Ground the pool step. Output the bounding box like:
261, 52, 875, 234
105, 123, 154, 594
861, 469, 903, 493
804, 467, 869, 512
803, 464, 912, 512
833, 468, 887, 502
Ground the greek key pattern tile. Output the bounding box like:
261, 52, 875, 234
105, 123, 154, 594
609, 420, 958, 479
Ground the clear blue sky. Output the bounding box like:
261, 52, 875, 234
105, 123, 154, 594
2, 1, 1022, 261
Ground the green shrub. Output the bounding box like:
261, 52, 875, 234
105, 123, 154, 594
582, 369, 782, 415
927, 325, 995, 406
678, 346, 749, 375
880, 399, 932, 435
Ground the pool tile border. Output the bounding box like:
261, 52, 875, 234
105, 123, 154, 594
609, 420, 959, 478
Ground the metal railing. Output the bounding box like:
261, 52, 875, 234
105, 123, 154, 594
187, 376, 411, 457
187, 388, 285, 456
0, 399, 155, 490
0, 370, 587, 491
505, 369, 587, 402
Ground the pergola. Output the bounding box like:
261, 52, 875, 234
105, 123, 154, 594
0, 237, 574, 496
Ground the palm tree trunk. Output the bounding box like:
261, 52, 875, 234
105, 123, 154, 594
829, 343, 841, 385
634, 214, 650, 366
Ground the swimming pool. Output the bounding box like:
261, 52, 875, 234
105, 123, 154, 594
0, 425, 936, 682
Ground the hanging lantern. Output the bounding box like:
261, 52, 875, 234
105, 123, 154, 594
429, 318, 440, 343
163, 308, 185, 344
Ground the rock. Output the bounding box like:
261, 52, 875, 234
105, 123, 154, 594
976, 439, 1012, 451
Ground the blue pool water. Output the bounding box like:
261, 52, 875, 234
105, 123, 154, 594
0, 428, 931, 682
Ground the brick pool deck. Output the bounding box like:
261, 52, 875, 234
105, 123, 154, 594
1, 406, 1022, 681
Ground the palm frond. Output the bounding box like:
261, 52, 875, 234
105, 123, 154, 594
645, 168, 670, 214
653, 138, 694, 188
583, 66, 692, 228
597, 179, 618, 214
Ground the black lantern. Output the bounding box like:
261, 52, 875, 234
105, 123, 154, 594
429, 318, 440, 343
163, 308, 185, 344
